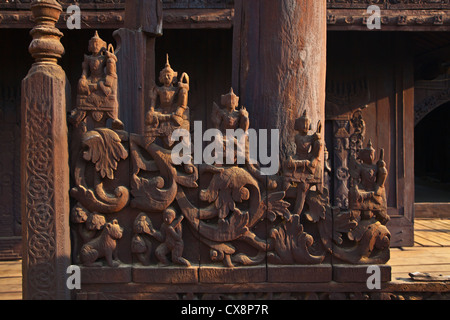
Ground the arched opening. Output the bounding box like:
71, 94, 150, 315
414, 102, 450, 209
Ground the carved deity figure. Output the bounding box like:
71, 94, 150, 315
71, 31, 121, 128
284, 111, 324, 216
349, 140, 389, 224
147, 208, 191, 267
212, 88, 249, 133
209, 88, 250, 166
288, 111, 323, 178
145, 55, 190, 147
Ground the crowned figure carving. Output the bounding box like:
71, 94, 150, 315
283, 110, 324, 216
349, 140, 389, 224
71, 31, 122, 128
145, 54, 190, 147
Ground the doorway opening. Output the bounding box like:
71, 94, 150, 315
414, 102, 450, 217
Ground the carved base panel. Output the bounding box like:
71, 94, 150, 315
80, 264, 340, 285
133, 265, 199, 284
80, 265, 132, 284
199, 265, 266, 284
267, 265, 332, 283
77, 263, 388, 299
333, 265, 391, 283
74, 269, 398, 300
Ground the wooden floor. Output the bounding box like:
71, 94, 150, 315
1, 218, 449, 300
0, 260, 22, 300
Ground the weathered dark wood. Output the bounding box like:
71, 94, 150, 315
21, 0, 71, 300
125, 0, 162, 35
114, 0, 162, 134
114, 29, 155, 134
232, 0, 327, 160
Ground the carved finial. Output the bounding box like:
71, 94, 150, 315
88, 31, 107, 52
221, 87, 239, 108
294, 109, 312, 132
160, 53, 176, 77
367, 139, 374, 151
29, 0, 64, 63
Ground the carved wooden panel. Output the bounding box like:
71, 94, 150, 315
68, 30, 392, 287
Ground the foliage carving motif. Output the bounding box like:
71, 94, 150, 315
69, 32, 391, 270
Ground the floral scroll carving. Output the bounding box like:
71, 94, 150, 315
69, 36, 391, 271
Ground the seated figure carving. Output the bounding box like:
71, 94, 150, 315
145, 55, 190, 147
349, 140, 389, 224
211, 88, 250, 165
71, 31, 122, 128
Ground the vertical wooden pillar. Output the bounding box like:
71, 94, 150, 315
21, 0, 71, 300
232, 0, 327, 160
114, 0, 163, 134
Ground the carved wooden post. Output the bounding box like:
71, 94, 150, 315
114, 0, 163, 134
232, 0, 327, 161
21, 0, 71, 300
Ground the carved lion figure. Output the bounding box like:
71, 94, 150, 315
80, 219, 123, 267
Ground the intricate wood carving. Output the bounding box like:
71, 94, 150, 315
21, 0, 71, 300
414, 87, 450, 126
70, 63, 390, 271
67, 6, 390, 290
70, 31, 122, 129
80, 219, 123, 267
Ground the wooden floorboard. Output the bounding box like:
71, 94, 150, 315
0, 260, 22, 300
0, 219, 448, 300
414, 218, 450, 247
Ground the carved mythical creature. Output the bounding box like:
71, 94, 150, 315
68, 33, 393, 273
80, 219, 123, 267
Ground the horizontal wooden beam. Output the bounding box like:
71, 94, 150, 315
1, 6, 450, 31
327, 9, 450, 31
0, 8, 234, 30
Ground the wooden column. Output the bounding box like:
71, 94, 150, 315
114, 0, 163, 134
232, 0, 327, 160
21, 0, 71, 299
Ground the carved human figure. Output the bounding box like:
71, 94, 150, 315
349, 109, 366, 157
349, 140, 389, 224
72, 31, 121, 128
212, 88, 249, 133
284, 111, 324, 216
287, 111, 323, 177
147, 208, 191, 267
131, 212, 154, 265
209, 88, 250, 166
146, 55, 190, 146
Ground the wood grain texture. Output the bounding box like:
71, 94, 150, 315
232, 0, 327, 160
